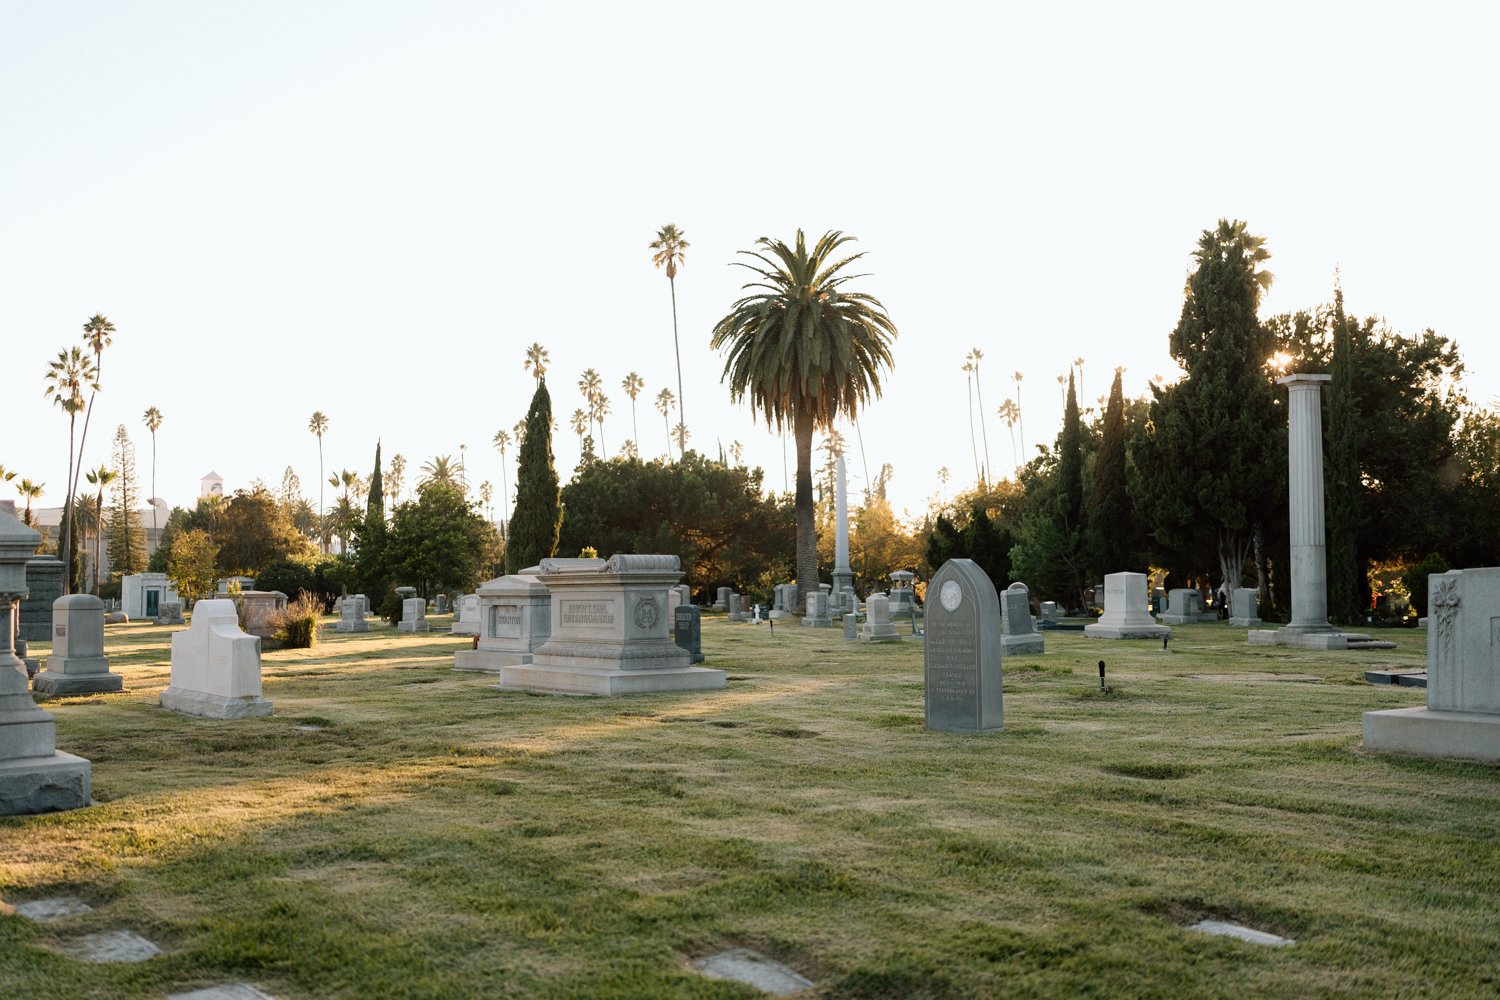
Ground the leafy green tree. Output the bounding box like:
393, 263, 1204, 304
215, 486, 316, 576
1086, 369, 1132, 577
508, 379, 562, 571
1135, 220, 1282, 592
105, 425, 147, 580
1011, 374, 1089, 607
168, 528, 219, 605
1324, 288, 1361, 625
557, 452, 794, 597
356, 440, 390, 599
380, 481, 499, 596
710, 229, 898, 612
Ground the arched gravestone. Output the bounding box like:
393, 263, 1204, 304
924, 559, 1003, 733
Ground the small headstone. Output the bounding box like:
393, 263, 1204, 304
1084, 572, 1170, 640
19, 556, 64, 641
693, 948, 814, 996
162, 599, 272, 719
1228, 587, 1261, 627
1188, 920, 1294, 947
397, 597, 429, 633
887, 569, 916, 613
1159, 587, 1212, 625
999, 582, 1045, 655
435, 593, 450, 614
236, 591, 287, 639
801, 590, 834, 627
33, 594, 125, 694
860, 593, 901, 642
62, 929, 162, 962
924, 558, 1003, 732
1039, 600, 1060, 624
842, 612, 858, 641
15, 896, 93, 921
155, 599, 185, 626
450, 594, 481, 636
713, 586, 730, 610
673, 604, 703, 662
105, 610, 129, 625
334, 595, 369, 633
727, 593, 745, 623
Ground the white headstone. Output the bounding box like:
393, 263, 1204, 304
1084, 572, 1170, 640
162, 599, 272, 719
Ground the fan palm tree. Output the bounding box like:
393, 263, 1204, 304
308, 411, 330, 552
524, 343, 550, 383
0, 466, 16, 499
591, 393, 611, 458
673, 422, 690, 455
492, 429, 511, 538
997, 399, 1020, 472
1056, 373, 1067, 403
44, 346, 97, 590
709, 229, 897, 613
962, 357, 981, 483
142, 406, 163, 543
730, 441, 743, 466
621, 372, 644, 453
1074, 356, 1086, 400
83, 465, 117, 593
479, 480, 493, 521
72, 314, 115, 529
17, 479, 44, 527
513, 419, 527, 450
388, 453, 406, 505
654, 388, 675, 460
967, 348, 991, 483
570, 409, 589, 454
650, 224, 689, 434
578, 368, 604, 453
1012, 371, 1026, 461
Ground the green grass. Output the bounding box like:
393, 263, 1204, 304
3, 616, 1496, 998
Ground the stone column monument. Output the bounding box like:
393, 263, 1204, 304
831, 457, 854, 613
0, 507, 91, 815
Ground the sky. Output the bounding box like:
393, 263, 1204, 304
4, 2, 1497, 524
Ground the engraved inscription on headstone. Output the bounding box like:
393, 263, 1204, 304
924, 558, 1002, 733
561, 600, 615, 627
673, 604, 703, 662
492, 604, 523, 638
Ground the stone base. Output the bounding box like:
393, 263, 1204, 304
727, 613, 747, 623
1227, 616, 1262, 627
0, 751, 91, 816
497, 663, 727, 696
23, 657, 41, 678
801, 616, 834, 628
861, 626, 902, 643
768, 610, 790, 621
1248, 628, 1374, 649
1159, 613, 1218, 625
1365, 669, 1427, 688
450, 624, 479, 636
1000, 634, 1046, 656
396, 621, 429, 633
32, 668, 124, 695
1363, 706, 1500, 762
334, 621, 369, 633
160, 687, 274, 719
453, 649, 533, 673
1084, 622, 1170, 640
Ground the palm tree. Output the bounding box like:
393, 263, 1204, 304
962, 357, 981, 483
524, 343, 550, 383
17, 479, 44, 527
997, 399, 1020, 472
570, 409, 589, 453
513, 419, 527, 449
730, 441, 743, 466
591, 393, 611, 458
650, 224, 690, 436
479, 481, 493, 521
72, 314, 115, 529
578, 368, 605, 455
142, 406, 163, 544
1056, 373, 1067, 404
1074, 356, 1086, 400
84, 465, 117, 593
44, 346, 97, 590
621, 372, 645, 452
420, 455, 460, 486
388, 453, 406, 505
673, 422, 690, 455
710, 229, 897, 613
1012, 371, 1026, 461
654, 388, 675, 459
327, 469, 359, 551
308, 411, 330, 552
967, 348, 991, 483
492, 430, 511, 538
938, 466, 950, 488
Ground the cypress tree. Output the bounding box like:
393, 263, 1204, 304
1055, 372, 1087, 607
1086, 369, 1131, 576
367, 440, 384, 523
508, 378, 562, 571
356, 439, 389, 597
1325, 287, 1361, 625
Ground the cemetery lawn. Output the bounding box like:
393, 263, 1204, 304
3, 617, 1497, 999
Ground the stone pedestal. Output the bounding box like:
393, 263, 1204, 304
842, 613, 858, 641
0, 510, 91, 815
33, 595, 124, 695
860, 593, 901, 642
1365, 568, 1500, 761
999, 582, 1045, 656
1227, 587, 1261, 627
397, 597, 429, 633
1039, 601, 1060, 624
454, 572, 551, 672
1085, 572, 1170, 640
498, 555, 725, 695
162, 599, 272, 719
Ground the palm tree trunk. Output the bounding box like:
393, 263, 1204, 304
974, 373, 990, 483
1016, 387, 1026, 463
62, 416, 76, 595
663, 413, 671, 460
853, 420, 871, 501
150, 430, 158, 546
94, 489, 104, 594
318, 437, 325, 554
794, 409, 816, 615
670, 277, 685, 438
966, 375, 980, 483
630, 402, 639, 455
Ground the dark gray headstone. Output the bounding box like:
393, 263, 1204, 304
20, 557, 65, 641
673, 605, 703, 662
924, 558, 1003, 732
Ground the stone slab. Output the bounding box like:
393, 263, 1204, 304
168, 984, 278, 1000
1363, 706, 1500, 763
497, 663, 726, 696
453, 649, 532, 673
14, 896, 93, 921
692, 948, 814, 996
1248, 628, 1375, 649
32, 669, 124, 695
1364, 670, 1428, 688
1188, 919, 1293, 947
61, 929, 162, 962
160, 688, 274, 720
999, 634, 1045, 656
1084, 623, 1170, 640
0, 751, 92, 816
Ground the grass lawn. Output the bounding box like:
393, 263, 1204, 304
2, 613, 1496, 999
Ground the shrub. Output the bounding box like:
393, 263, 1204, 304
1402, 552, 1450, 618
272, 589, 322, 649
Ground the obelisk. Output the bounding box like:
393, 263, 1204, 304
832, 457, 854, 612
1278, 373, 1334, 634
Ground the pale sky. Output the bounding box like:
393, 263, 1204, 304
4, 2, 1496, 523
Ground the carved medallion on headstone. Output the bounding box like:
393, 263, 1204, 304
634, 596, 660, 631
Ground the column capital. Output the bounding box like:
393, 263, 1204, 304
1277, 372, 1332, 388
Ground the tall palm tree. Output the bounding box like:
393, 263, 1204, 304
492, 429, 511, 538
654, 388, 675, 460
1074, 356, 1086, 400
962, 357, 981, 483
710, 229, 897, 613
673, 422, 690, 455
44, 346, 97, 591
17, 479, 44, 527
1012, 371, 1026, 462
72, 314, 115, 528
570, 409, 589, 454
578, 368, 604, 453
621, 372, 644, 453
524, 343, 550, 383
967, 347, 991, 483
513, 419, 527, 449
479, 481, 493, 521
591, 393, 611, 458
329, 468, 359, 552
997, 399, 1020, 472
142, 406, 163, 545
308, 411, 329, 552
650, 224, 690, 436
1056, 373, 1067, 403
388, 453, 406, 505
84, 465, 117, 593
730, 441, 743, 466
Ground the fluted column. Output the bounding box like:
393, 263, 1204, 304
831, 457, 853, 610
1279, 374, 1333, 632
